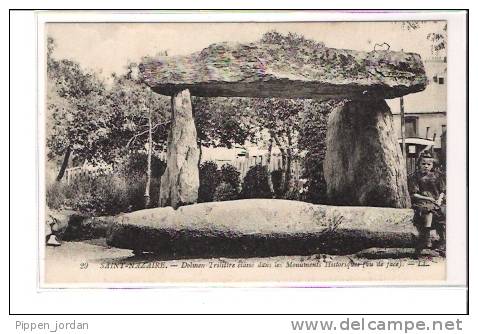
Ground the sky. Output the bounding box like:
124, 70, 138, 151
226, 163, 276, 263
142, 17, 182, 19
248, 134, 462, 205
47, 21, 446, 80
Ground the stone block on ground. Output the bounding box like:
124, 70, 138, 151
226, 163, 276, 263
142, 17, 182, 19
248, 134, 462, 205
106, 199, 416, 258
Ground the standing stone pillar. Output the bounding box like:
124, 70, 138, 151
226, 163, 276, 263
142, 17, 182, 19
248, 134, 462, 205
324, 99, 411, 208
159, 89, 200, 208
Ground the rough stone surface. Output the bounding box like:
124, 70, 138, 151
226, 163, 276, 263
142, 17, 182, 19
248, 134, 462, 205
140, 38, 426, 99
159, 89, 200, 208
106, 199, 416, 257
324, 99, 411, 208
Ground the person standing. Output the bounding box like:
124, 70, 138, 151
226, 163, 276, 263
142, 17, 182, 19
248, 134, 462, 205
408, 151, 446, 255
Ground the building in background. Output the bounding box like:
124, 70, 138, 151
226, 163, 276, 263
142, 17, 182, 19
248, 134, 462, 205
388, 56, 447, 172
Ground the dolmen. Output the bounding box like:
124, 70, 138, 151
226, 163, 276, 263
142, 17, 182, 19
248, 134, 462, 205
139, 33, 427, 209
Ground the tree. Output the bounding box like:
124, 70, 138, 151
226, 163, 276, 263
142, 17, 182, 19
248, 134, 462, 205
247, 97, 305, 195
399, 21, 447, 55
192, 96, 253, 164
108, 62, 170, 207
47, 38, 170, 191
47, 37, 112, 180
193, 95, 306, 195
427, 23, 447, 54
108, 64, 170, 152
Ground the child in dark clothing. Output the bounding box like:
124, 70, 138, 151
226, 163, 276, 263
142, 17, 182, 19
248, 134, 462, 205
408, 151, 446, 255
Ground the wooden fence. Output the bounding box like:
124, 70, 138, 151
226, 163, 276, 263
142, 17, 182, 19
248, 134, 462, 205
213, 154, 302, 181
64, 165, 113, 184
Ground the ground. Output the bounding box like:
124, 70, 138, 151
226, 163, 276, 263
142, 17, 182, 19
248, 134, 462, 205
44, 238, 446, 285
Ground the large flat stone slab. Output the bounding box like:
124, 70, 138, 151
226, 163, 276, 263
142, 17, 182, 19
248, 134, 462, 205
140, 35, 426, 99
106, 199, 416, 258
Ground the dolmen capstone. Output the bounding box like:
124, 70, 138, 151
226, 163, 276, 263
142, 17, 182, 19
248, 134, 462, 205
139, 34, 427, 209
106, 199, 416, 258
140, 36, 426, 100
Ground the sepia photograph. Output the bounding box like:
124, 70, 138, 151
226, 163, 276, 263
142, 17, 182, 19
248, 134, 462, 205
40, 18, 451, 285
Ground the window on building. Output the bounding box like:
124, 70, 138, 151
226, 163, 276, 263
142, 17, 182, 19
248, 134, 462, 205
404, 117, 418, 137
438, 77, 445, 84
433, 75, 438, 83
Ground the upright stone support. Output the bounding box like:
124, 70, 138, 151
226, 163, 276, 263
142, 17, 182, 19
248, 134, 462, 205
324, 99, 411, 208
159, 89, 200, 208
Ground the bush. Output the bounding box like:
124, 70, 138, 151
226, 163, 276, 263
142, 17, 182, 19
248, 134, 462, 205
45, 171, 162, 216
123, 175, 161, 211
301, 156, 328, 204
213, 182, 239, 202
46, 181, 71, 210
220, 164, 241, 192
198, 161, 221, 203
283, 183, 302, 201
45, 150, 166, 215
68, 174, 130, 215
241, 165, 272, 199
114, 151, 163, 210
118, 151, 166, 178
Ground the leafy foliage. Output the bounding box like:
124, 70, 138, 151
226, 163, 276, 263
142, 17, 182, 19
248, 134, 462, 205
46, 155, 163, 215
46, 179, 75, 210
47, 37, 171, 185
398, 21, 447, 54
250, 98, 305, 193
427, 23, 447, 53
107, 65, 170, 154
283, 185, 302, 201
194, 95, 309, 195
118, 151, 166, 179
48, 175, 130, 215
241, 165, 272, 199
47, 49, 113, 165
193, 97, 252, 149
219, 164, 241, 192
122, 175, 161, 212
213, 182, 239, 202
198, 161, 221, 203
